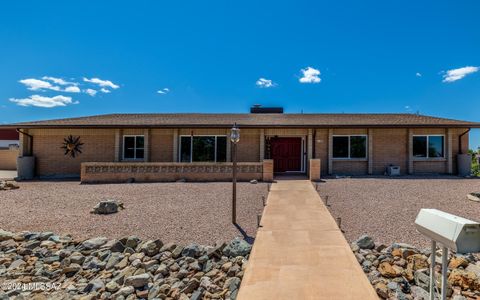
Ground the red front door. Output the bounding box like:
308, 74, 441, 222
270, 137, 302, 172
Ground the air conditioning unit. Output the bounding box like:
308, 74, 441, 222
386, 165, 400, 176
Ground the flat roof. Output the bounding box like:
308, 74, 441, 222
2, 113, 480, 128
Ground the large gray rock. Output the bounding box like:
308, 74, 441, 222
414, 269, 430, 291
410, 286, 429, 300
124, 273, 150, 288
182, 243, 202, 258
140, 239, 163, 256
82, 237, 108, 250
355, 235, 375, 250
84, 278, 105, 293
0, 229, 14, 241
91, 200, 123, 214
223, 238, 252, 257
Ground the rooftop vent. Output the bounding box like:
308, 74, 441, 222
250, 105, 284, 114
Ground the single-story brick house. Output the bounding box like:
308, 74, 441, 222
4, 107, 479, 182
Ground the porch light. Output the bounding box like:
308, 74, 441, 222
230, 124, 240, 143
231, 123, 240, 224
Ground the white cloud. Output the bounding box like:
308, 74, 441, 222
9, 95, 76, 108
100, 88, 111, 93
85, 89, 98, 96
256, 78, 276, 88
416, 72, 422, 77
19, 78, 61, 91
83, 77, 119, 89
64, 86, 81, 93
442, 66, 479, 82
42, 76, 77, 86
299, 67, 321, 83
157, 88, 170, 94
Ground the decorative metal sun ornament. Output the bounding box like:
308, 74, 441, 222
61, 135, 84, 158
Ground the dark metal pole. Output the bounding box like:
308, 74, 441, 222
232, 142, 237, 224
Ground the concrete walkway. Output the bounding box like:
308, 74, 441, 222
0, 170, 17, 180
237, 180, 378, 300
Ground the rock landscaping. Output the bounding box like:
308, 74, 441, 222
0, 229, 251, 299
352, 235, 480, 300
467, 193, 480, 202
0, 180, 19, 191
91, 200, 125, 215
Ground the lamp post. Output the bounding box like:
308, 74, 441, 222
230, 123, 240, 224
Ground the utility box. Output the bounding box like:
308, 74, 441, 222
386, 165, 400, 176
17, 156, 35, 180
415, 209, 480, 253
457, 154, 472, 176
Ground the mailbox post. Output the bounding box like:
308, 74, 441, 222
415, 209, 480, 300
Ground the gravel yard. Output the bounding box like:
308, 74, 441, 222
318, 176, 480, 249
0, 181, 267, 245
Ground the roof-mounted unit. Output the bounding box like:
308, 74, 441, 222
250, 105, 284, 114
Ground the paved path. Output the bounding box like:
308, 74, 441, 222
237, 180, 378, 300
0, 170, 17, 180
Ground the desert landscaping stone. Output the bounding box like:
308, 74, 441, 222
91, 199, 124, 214
222, 237, 252, 257
82, 237, 108, 250
0, 230, 251, 299
356, 235, 375, 249
352, 235, 480, 299
467, 193, 480, 202
0, 180, 19, 191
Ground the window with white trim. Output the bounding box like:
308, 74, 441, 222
179, 136, 227, 162
332, 135, 367, 159
413, 135, 444, 158
123, 135, 144, 160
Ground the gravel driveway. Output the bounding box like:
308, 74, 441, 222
317, 176, 480, 249
0, 181, 267, 245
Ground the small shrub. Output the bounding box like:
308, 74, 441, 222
470, 149, 480, 177
472, 160, 480, 177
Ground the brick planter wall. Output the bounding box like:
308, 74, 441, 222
81, 161, 272, 183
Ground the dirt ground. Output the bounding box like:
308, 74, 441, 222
0, 181, 267, 245
317, 176, 480, 249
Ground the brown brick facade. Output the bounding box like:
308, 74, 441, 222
25, 126, 470, 177
0, 148, 18, 170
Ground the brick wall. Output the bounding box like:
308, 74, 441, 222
372, 128, 408, 175
81, 161, 267, 183
236, 129, 260, 162
314, 129, 329, 175
332, 161, 368, 175
0, 148, 18, 170
30, 128, 116, 177
314, 127, 470, 176
150, 129, 174, 162
26, 126, 472, 177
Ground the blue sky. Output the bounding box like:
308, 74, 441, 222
0, 1, 479, 149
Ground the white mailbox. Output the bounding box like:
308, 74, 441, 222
415, 209, 480, 300
415, 209, 480, 253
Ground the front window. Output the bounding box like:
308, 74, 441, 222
413, 135, 444, 158
180, 136, 227, 162
332, 135, 367, 159
123, 135, 144, 160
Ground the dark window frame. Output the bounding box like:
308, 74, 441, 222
332, 135, 368, 159
179, 135, 228, 163
123, 135, 145, 160
412, 135, 445, 158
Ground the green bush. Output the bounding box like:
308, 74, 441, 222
473, 160, 480, 177
470, 149, 480, 177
